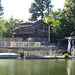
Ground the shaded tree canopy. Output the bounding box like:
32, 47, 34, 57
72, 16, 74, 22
45, 0, 75, 42
62, 0, 75, 23
0, 18, 23, 38
0, 0, 4, 16
29, 0, 53, 20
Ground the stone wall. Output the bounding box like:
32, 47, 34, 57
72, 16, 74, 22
0, 38, 49, 47
24, 50, 58, 57
71, 49, 75, 56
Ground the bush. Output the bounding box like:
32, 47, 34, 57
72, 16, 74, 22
18, 50, 24, 58
64, 53, 69, 58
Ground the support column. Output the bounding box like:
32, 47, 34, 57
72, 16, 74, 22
24, 51, 26, 59
67, 39, 71, 54
72, 40, 75, 56
48, 25, 50, 43
72, 40, 74, 49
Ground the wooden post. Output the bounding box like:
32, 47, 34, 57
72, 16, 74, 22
10, 15, 13, 38
72, 40, 75, 56
67, 39, 71, 54
72, 40, 74, 49
48, 25, 50, 43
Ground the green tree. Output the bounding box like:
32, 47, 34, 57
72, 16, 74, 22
63, 0, 75, 22
45, 13, 74, 42
50, 9, 62, 20
29, 0, 52, 20
63, 0, 75, 35
0, 0, 4, 16
45, 0, 75, 42
0, 18, 7, 38
13, 19, 23, 28
0, 18, 23, 38
57, 17, 74, 38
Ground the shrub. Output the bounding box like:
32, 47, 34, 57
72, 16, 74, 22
18, 50, 24, 58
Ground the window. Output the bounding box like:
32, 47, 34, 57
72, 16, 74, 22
24, 28, 28, 31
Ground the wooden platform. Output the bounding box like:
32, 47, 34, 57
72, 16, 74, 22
25, 55, 73, 59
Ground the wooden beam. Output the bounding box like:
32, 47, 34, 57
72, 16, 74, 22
65, 36, 75, 39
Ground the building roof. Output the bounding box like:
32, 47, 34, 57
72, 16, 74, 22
65, 36, 75, 39
20, 25, 32, 28
32, 20, 49, 28
20, 21, 36, 25
14, 20, 48, 30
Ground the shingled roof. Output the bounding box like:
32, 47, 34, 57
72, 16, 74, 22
14, 20, 52, 33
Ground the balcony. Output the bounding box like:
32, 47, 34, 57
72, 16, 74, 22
26, 38, 48, 41
13, 31, 34, 35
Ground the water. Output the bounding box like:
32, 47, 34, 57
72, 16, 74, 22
0, 59, 75, 75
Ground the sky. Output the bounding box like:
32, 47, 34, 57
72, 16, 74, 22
1, 0, 65, 21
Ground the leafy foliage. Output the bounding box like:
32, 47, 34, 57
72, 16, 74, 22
0, 18, 23, 38
29, 0, 52, 19
45, 0, 75, 42
0, 0, 4, 15
18, 50, 24, 58
63, 0, 75, 22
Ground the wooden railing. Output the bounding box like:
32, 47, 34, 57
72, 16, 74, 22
0, 38, 49, 48
26, 38, 48, 41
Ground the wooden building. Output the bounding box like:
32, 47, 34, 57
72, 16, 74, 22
13, 20, 50, 41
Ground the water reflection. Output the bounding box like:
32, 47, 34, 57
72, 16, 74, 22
67, 59, 75, 75
67, 60, 71, 75
0, 59, 75, 75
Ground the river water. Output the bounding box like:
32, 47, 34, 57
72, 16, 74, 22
0, 59, 75, 75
